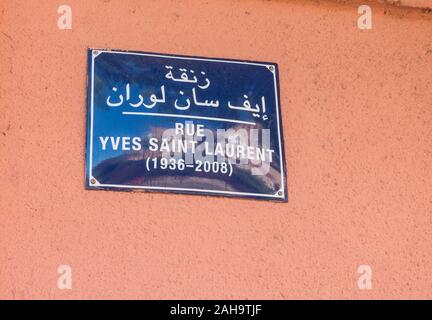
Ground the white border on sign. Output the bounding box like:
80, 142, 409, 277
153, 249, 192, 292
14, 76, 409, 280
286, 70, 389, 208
89, 49, 285, 199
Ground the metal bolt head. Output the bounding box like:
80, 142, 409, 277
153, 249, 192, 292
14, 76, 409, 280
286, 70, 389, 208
90, 178, 96, 184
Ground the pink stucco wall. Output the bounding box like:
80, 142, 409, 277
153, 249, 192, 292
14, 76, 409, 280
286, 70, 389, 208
1, 0, 431, 299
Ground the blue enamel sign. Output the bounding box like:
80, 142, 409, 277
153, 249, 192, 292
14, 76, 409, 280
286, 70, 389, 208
85, 49, 287, 201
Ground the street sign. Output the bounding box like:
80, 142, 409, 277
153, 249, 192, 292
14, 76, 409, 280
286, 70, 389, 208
85, 49, 287, 201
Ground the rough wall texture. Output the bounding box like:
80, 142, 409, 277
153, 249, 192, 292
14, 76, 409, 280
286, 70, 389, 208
377, 0, 432, 9
0, 0, 431, 299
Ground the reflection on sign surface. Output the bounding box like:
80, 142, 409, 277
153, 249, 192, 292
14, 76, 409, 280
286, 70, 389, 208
85, 49, 287, 201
